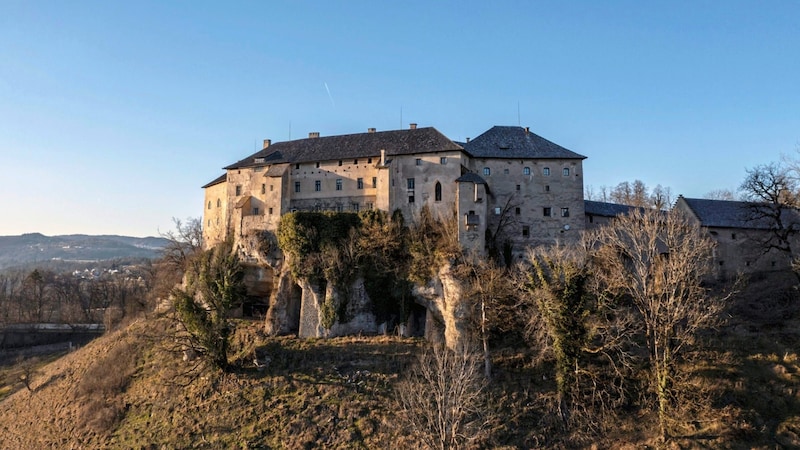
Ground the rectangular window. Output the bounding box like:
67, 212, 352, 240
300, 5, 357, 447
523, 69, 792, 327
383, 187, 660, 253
563, 167, 570, 176
483, 167, 490, 176
366, 202, 373, 210
316, 162, 320, 168
494, 207, 501, 215
372, 177, 377, 188
336, 205, 343, 213
268, 207, 273, 215
354, 159, 358, 165
522, 226, 530, 237
407, 178, 415, 190
515, 207, 521, 215
543, 207, 552, 217
561, 207, 570, 217
357, 178, 364, 189
440, 157, 447, 165
294, 182, 300, 193
338, 160, 343, 166
516, 184, 521, 191
368, 157, 372, 164
523, 167, 531, 175
545, 185, 550, 192
503, 168, 509, 174
731, 233, 737, 240
409, 194, 415, 203
235, 185, 242, 196
270, 185, 273, 192
416, 158, 422, 166
315, 180, 321, 192
352, 203, 359, 212
336, 179, 343, 191
253, 207, 259, 215
543, 167, 550, 176
295, 163, 300, 170
261, 184, 266, 194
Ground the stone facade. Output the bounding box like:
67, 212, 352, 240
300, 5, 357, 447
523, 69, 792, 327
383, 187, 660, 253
201, 124, 587, 344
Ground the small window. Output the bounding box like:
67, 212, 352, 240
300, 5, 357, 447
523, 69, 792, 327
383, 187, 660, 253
562, 167, 570, 176
294, 182, 300, 193
354, 159, 358, 164
338, 160, 343, 166
336, 205, 343, 212
516, 184, 521, 191
440, 157, 447, 165
336, 179, 343, 191
315, 180, 321, 192
494, 207, 501, 215
261, 184, 266, 194
545, 185, 550, 192
515, 207, 521, 215
746, 261, 751, 267
253, 207, 259, 215
435, 182, 442, 202
270, 185, 273, 192
561, 207, 570, 217
217, 199, 221, 207
416, 158, 422, 166
522, 226, 530, 237
207, 201, 211, 210
504, 168, 509, 175
368, 157, 372, 164
483, 167, 490, 176
268, 207, 273, 215
372, 177, 377, 188
719, 261, 724, 266
409, 194, 415, 203
295, 163, 300, 170
208, 219, 211, 226
407, 178, 415, 190
316, 162, 320, 168
543, 167, 550, 176
731, 233, 737, 240
352, 203, 359, 212
366, 202, 373, 210
523, 167, 531, 175
543, 207, 552, 217
357, 178, 364, 189
235, 185, 242, 196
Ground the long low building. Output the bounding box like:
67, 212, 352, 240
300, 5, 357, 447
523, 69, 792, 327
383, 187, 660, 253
203, 124, 587, 259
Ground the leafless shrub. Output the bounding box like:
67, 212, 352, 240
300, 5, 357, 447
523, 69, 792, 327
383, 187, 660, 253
395, 344, 492, 449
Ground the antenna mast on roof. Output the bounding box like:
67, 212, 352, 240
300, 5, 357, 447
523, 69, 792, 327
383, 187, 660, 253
517, 101, 521, 127
288, 120, 292, 140
400, 106, 403, 130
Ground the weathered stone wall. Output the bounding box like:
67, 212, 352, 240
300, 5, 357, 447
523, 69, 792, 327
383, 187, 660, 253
413, 261, 473, 350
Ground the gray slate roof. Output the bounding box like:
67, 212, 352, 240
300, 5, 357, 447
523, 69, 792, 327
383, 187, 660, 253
678, 197, 800, 230
463, 126, 586, 160
201, 173, 227, 188
455, 172, 488, 184
584, 200, 639, 217
224, 127, 462, 170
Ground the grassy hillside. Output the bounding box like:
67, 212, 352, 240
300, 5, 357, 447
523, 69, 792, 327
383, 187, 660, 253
0, 272, 799, 448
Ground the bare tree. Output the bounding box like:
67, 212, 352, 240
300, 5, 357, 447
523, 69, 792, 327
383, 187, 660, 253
703, 188, 737, 201
650, 184, 673, 210
739, 163, 800, 258
160, 217, 204, 272
395, 344, 491, 450
587, 208, 725, 441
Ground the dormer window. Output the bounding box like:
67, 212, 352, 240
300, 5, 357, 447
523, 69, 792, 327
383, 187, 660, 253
254, 157, 265, 163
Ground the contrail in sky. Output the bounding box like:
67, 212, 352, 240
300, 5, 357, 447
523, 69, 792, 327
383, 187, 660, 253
324, 82, 335, 108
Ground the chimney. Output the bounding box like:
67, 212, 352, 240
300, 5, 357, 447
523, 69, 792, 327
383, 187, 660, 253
380, 149, 386, 166
368, 127, 376, 133
309, 132, 320, 138
262, 139, 271, 149
409, 123, 417, 130
465, 137, 470, 143
525, 127, 530, 134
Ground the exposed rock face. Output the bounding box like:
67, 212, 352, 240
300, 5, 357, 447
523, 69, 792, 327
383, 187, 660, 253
263, 263, 300, 335
413, 261, 472, 350
297, 277, 378, 338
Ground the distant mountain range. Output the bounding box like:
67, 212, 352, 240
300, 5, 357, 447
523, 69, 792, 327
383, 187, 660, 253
0, 233, 170, 270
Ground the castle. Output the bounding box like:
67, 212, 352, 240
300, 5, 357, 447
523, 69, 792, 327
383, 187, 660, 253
202, 124, 587, 258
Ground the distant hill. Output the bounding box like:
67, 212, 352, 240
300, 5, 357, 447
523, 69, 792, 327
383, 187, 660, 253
0, 233, 169, 270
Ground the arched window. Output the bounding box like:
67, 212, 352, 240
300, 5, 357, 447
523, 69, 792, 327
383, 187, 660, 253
216, 199, 221, 207
207, 201, 212, 210
435, 181, 442, 202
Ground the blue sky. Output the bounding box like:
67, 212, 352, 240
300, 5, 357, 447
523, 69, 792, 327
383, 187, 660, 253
1, 1, 798, 237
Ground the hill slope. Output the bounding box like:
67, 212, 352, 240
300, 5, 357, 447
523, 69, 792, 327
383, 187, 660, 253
1, 273, 799, 448
0, 233, 168, 270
